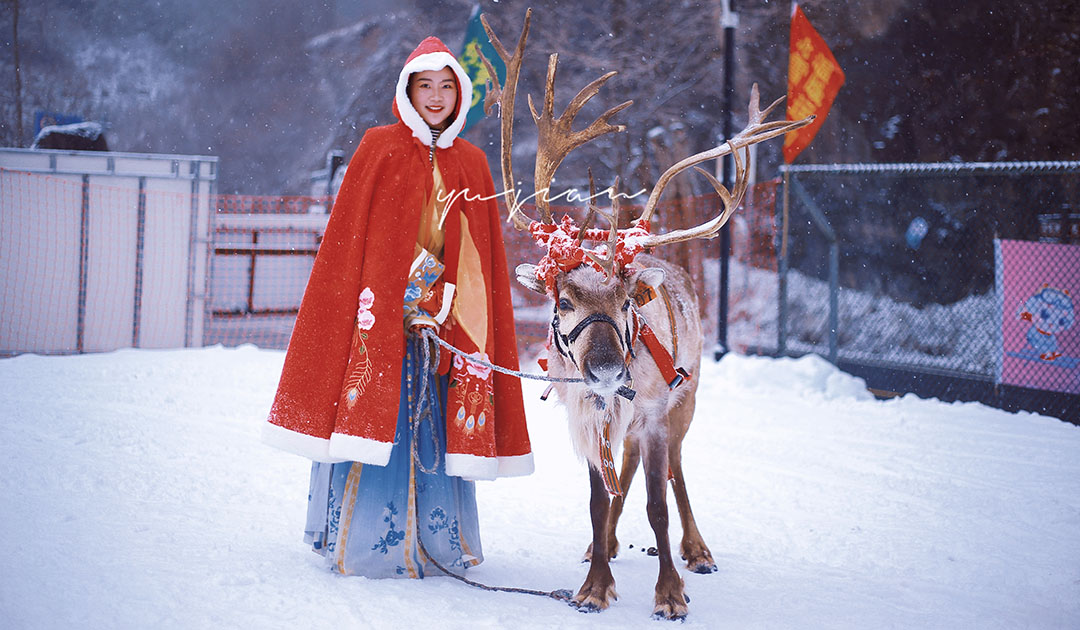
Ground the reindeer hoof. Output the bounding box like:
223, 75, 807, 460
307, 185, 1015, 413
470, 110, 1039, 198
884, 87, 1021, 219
573, 593, 616, 614
681, 543, 717, 574
576, 602, 604, 614
572, 580, 618, 613
651, 608, 687, 622
653, 575, 688, 620
651, 597, 689, 621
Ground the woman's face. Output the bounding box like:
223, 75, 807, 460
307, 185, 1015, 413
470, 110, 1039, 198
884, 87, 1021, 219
408, 67, 458, 130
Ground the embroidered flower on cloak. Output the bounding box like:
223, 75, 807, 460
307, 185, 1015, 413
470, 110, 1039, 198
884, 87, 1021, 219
453, 351, 493, 380
357, 287, 376, 331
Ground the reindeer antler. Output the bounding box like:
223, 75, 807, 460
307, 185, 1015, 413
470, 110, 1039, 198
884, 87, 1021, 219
480, 10, 533, 230
637, 84, 814, 248
481, 9, 631, 229
578, 170, 622, 278
571, 168, 600, 251
528, 54, 632, 223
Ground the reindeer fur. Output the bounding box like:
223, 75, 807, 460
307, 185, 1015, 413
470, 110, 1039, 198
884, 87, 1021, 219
519, 253, 715, 620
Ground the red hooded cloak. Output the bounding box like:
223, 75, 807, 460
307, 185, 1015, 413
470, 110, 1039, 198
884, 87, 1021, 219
262, 37, 532, 480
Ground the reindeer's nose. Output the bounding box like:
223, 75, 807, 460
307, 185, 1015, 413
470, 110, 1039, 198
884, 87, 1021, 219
582, 355, 628, 390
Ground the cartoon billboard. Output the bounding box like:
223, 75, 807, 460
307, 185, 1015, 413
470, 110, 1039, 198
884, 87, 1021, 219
995, 239, 1080, 394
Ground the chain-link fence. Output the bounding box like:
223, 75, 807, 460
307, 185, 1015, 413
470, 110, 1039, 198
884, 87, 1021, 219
764, 161, 1080, 420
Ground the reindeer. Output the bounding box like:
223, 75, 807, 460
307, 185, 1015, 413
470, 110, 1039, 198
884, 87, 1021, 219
480, 10, 813, 620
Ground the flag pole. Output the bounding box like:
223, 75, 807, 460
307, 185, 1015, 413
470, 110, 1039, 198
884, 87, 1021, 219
778, 0, 845, 356
778, 166, 790, 356
778, 1, 796, 358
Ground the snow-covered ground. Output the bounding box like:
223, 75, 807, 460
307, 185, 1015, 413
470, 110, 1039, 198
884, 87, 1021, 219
1, 345, 1077, 629
712, 259, 999, 375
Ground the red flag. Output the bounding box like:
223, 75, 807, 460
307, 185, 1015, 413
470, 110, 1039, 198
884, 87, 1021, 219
783, 3, 845, 163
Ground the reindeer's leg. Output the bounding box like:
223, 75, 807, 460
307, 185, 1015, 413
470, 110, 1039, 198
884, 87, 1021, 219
669, 451, 717, 574
608, 437, 640, 558
573, 466, 618, 612
642, 433, 688, 620
667, 395, 716, 574
586, 437, 640, 562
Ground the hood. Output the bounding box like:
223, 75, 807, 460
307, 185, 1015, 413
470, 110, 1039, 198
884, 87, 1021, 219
393, 36, 473, 149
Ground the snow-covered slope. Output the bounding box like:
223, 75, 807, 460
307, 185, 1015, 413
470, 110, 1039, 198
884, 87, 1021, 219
1, 346, 1077, 628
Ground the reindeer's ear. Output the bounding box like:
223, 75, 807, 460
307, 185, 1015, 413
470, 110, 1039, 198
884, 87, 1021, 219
515, 263, 546, 294
636, 267, 666, 289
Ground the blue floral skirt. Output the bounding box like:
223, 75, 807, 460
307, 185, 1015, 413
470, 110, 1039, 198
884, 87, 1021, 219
304, 337, 483, 578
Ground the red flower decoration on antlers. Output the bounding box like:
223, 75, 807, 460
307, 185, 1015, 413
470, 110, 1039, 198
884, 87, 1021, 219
529, 216, 651, 293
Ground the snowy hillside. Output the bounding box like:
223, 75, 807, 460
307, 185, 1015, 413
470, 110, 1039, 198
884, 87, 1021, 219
1, 346, 1078, 629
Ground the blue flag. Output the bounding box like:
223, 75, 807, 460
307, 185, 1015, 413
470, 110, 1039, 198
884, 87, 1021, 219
458, 5, 506, 135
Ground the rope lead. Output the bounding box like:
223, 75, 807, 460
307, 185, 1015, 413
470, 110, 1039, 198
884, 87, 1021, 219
405, 329, 574, 604
412, 328, 635, 400
416, 535, 574, 603
413, 327, 586, 384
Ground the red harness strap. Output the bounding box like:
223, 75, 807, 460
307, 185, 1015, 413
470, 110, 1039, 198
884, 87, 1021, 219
630, 280, 692, 390
637, 322, 691, 389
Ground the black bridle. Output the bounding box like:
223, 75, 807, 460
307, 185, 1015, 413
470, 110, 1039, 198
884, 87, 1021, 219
551, 305, 636, 401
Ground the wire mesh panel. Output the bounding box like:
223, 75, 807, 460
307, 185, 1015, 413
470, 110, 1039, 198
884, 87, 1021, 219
777, 161, 1080, 419
203, 196, 330, 350
1, 165, 211, 355
1, 169, 85, 354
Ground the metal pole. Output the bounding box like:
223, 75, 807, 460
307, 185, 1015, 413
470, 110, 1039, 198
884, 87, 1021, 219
248, 231, 258, 314
133, 177, 147, 347
78, 175, 89, 353
201, 165, 217, 348
715, 0, 738, 361
185, 172, 199, 347
828, 239, 839, 364
778, 170, 790, 356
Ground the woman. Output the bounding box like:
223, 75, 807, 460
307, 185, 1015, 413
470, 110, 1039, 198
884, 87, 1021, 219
263, 36, 532, 578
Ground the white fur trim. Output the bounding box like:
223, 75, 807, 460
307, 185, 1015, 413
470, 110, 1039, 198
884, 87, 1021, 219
396, 51, 473, 148
445, 452, 499, 480
496, 453, 535, 477
261, 421, 346, 463
328, 431, 393, 465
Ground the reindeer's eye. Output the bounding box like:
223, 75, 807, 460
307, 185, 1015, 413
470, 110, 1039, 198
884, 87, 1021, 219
622, 299, 631, 311
558, 298, 574, 312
